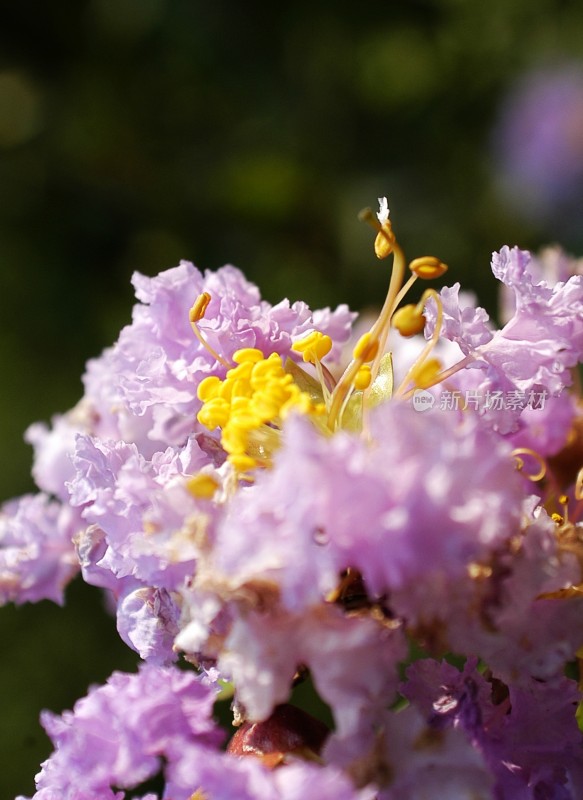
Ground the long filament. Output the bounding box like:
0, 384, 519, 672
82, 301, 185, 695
328, 240, 407, 429
394, 289, 443, 397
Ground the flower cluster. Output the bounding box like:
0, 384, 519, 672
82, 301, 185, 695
3, 199, 583, 799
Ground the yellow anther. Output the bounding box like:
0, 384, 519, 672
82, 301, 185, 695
353, 332, 380, 362
250, 394, 281, 420
217, 380, 235, 401
250, 352, 283, 382
230, 395, 253, 415
189, 293, 232, 369
253, 383, 291, 412
410, 357, 442, 388
392, 304, 426, 337
197, 346, 327, 473
374, 223, 396, 260
230, 378, 253, 399
552, 512, 565, 525
197, 375, 222, 402
189, 292, 212, 323
559, 494, 569, 506
233, 348, 265, 364
358, 204, 396, 259
186, 473, 220, 500
228, 409, 260, 432
468, 563, 493, 580
197, 397, 230, 429
226, 361, 254, 385
228, 453, 257, 473
409, 256, 448, 280
292, 331, 333, 363
354, 364, 372, 391
221, 423, 252, 456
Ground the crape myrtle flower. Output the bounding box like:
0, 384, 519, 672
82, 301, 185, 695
498, 244, 583, 326
67, 433, 224, 663
423, 244, 583, 434
400, 658, 583, 799
16, 664, 223, 798
501, 246, 583, 459
416, 554, 582, 689
0, 493, 80, 604
68, 435, 208, 590
2, 261, 352, 620
16, 664, 372, 800
6, 197, 583, 799
385, 498, 583, 687
113, 264, 353, 446
26, 262, 354, 498
489, 246, 583, 394
202, 402, 523, 609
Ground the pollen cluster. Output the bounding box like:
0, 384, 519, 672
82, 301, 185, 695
196, 348, 326, 472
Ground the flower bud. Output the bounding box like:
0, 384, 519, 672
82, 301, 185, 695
227, 703, 329, 767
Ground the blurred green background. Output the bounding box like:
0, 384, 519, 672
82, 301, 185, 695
2, 0, 583, 796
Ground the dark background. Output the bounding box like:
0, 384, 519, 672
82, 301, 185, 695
2, 1, 583, 796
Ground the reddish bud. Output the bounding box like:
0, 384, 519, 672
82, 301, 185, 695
227, 703, 330, 767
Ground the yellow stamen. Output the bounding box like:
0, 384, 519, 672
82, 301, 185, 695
192, 204, 452, 450
290, 332, 335, 408
229, 453, 260, 473
197, 349, 326, 472
189, 293, 232, 369
197, 375, 222, 402
358, 206, 395, 259
233, 347, 265, 364
354, 364, 372, 391
409, 256, 448, 280
374, 223, 396, 259
226, 361, 254, 384
408, 357, 442, 389
555, 493, 572, 525
353, 332, 380, 362
292, 331, 333, 363
395, 289, 443, 397
392, 304, 426, 337
328, 219, 408, 428
197, 397, 231, 430
187, 473, 220, 499
189, 292, 211, 323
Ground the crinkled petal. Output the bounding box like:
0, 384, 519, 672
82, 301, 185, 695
0, 494, 79, 605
